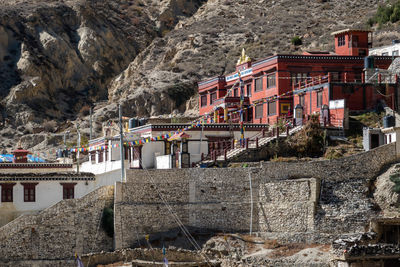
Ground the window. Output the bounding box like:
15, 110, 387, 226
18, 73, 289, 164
266, 73, 276, 88
338, 35, 345, 46
255, 104, 264, 119
200, 95, 207, 107
291, 73, 308, 85
280, 103, 291, 114
350, 35, 358, 47
317, 91, 323, 107
210, 92, 217, 104
299, 94, 305, 106
165, 141, 171, 155
234, 88, 238, 97
22, 183, 38, 202
268, 101, 277, 116
61, 183, 76, 199
246, 84, 252, 96
393, 50, 399, 56
1, 183, 15, 202
382, 52, 389, 56
254, 77, 263, 92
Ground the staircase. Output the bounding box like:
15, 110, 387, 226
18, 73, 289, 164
202, 125, 303, 164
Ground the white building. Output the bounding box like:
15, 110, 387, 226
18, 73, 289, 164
381, 126, 400, 145
369, 41, 400, 56
80, 123, 269, 173
0, 162, 122, 227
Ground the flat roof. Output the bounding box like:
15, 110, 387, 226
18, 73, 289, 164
331, 28, 371, 36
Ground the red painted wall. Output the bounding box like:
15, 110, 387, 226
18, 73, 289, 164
199, 53, 394, 125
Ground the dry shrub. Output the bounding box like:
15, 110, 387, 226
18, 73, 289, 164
263, 239, 280, 249
287, 114, 325, 157
268, 243, 319, 258
43, 120, 57, 132
79, 105, 91, 117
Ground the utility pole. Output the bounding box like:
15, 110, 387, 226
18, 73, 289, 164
63, 130, 70, 164
77, 124, 81, 174
119, 104, 125, 182
89, 106, 93, 141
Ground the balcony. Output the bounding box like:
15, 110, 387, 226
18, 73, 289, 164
293, 72, 399, 92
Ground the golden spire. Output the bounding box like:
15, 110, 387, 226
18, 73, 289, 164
17, 140, 22, 149
236, 48, 251, 65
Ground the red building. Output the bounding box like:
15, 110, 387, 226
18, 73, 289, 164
198, 29, 397, 127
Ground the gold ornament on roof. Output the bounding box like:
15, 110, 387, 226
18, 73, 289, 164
237, 48, 251, 65
17, 140, 22, 149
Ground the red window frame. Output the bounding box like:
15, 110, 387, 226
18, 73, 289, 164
21, 183, 38, 202
210, 92, 217, 104
317, 90, 323, 107
255, 104, 264, 119
200, 95, 207, 107
1, 183, 16, 202
254, 77, 263, 92
246, 83, 252, 96
61, 183, 76, 199
268, 101, 277, 116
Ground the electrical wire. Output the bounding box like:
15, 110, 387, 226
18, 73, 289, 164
130, 148, 213, 267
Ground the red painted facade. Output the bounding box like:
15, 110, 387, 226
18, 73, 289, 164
293, 74, 398, 127
332, 29, 372, 56
198, 30, 396, 126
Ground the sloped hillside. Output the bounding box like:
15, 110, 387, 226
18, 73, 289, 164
0, 0, 394, 152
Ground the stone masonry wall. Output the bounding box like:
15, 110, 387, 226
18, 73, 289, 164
115, 143, 398, 249
0, 185, 114, 264
115, 170, 320, 249
0, 143, 397, 263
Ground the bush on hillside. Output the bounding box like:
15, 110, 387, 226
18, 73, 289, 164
368, 1, 400, 26
291, 36, 302, 46
287, 114, 326, 158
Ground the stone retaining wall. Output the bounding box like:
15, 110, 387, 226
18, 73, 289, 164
115, 143, 398, 249
0, 185, 114, 264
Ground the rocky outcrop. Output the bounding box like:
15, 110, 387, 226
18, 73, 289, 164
0, 0, 392, 152
374, 163, 400, 216
108, 0, 383, 117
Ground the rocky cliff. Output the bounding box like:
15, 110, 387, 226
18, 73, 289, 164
0, 0, 392, 152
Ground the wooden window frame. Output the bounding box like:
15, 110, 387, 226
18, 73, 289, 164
22, 183, 38, 202
268, 101, 277, 116
255, 104, 264, 119
254, 77, 263, 92
266, 73, 276, 89
299, 94, 305, 107
246, 83, 252, 96
200, 95, 207, 107
1, 183, 16, 202
61, 183, 76, 200
338, 35, 345, 47
210, 92, 217, 104
317, 90, 323, 107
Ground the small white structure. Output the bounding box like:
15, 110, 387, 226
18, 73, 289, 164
80, 123, 269, 173
381, 126, 400, 145
0, 162, 122, 227
369, 41, 400, 56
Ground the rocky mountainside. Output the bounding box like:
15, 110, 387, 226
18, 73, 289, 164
0, 0, 394, 153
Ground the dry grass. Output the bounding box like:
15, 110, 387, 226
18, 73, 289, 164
267, 243, 320, 258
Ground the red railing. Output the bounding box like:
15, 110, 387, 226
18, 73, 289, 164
294, 72, 399, 91
201, 120, 295, 162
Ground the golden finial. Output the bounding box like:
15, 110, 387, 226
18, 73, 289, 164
237, 48, 251, 65
17, 140, 22, 149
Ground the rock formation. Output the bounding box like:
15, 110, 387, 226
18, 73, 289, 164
0, 0, 391, 152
